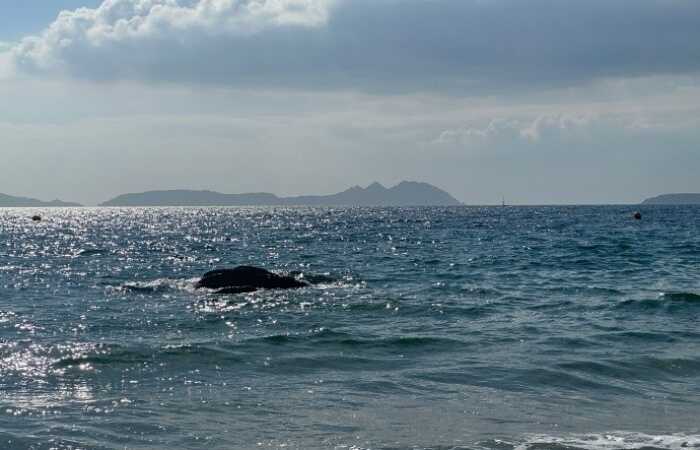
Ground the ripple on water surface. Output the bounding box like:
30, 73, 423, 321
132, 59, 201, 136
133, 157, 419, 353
0, 206, 699, 449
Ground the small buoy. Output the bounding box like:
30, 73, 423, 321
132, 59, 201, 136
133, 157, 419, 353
31, 215, 42, 222
633, 212, 642, 220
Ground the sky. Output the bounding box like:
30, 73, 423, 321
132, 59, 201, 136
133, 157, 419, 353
1, 0, 699, 205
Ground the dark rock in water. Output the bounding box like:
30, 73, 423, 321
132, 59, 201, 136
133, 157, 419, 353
633, 211, 642, 220
213, 286, 260, 295
31, 215, 42, 222
196, 266, 308, 293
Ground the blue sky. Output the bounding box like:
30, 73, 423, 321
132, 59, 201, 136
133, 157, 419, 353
1, 1, 102, 40
1, 0, 699, 205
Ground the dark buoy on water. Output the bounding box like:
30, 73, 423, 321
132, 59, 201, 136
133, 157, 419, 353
633, 212, 642, 220
31, 215, 42, 222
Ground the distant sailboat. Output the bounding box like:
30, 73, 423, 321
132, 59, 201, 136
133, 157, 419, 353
502, 196, 506, 207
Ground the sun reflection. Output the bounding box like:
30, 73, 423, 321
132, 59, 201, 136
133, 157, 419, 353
0, 341, 107, 381
1, 380, 101, 416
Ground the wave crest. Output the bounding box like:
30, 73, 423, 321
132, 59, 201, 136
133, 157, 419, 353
108, 277, 199, 294
513, 432, 700, 450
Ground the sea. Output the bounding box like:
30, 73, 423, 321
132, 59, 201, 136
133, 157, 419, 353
0, 206, 699, 450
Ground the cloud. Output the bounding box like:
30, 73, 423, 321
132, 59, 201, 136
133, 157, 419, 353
8, 0, 700, 93
433, 114, 595, 145
2, 73, 700, 205
434, 118, 522, 144
12, 0, 334, 76
0, 46, 14, 80
519, 115, 593, 141
432, 103, 700, 149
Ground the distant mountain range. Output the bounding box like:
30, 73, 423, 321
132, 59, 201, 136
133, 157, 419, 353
0, 193, 82, 207
641, 193, 700, 205
5, 188, 698, 207
100, 181, 462, 207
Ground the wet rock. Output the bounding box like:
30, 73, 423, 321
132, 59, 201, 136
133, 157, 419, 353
196, 266, 308, 293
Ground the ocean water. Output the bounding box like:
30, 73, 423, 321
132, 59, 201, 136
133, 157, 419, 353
1, 206, 699, 450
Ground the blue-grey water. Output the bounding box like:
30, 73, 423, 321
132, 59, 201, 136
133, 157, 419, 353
1, 206, 699, 450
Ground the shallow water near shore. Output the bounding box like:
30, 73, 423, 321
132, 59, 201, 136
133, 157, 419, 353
1, 205, 699, 450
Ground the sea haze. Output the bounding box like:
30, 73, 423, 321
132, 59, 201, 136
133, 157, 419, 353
1, 205, 699, 450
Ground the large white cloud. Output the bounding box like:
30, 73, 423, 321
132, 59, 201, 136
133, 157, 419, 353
9, 0, 700, 92
12, 0, 334, 75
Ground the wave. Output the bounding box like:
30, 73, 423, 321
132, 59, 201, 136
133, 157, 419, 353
342, 432, 700, 450
593, 330, 678, 343
288, 271, 340, 284
660, 292, 700, 302
1, 342, 109, 378
510, 432, 700, 450
53, 342, 245, 370
47, 331, 465, 375
557, 355, 700, 381
76, 248, 108, 257
615, 292, 700, 312
252, 330, 465, 352
411, 366, 635, 396
108, 277, 200, 294
342, 300, 497, 320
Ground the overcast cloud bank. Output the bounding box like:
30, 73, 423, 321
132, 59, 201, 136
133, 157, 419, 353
9, 0, 700, 92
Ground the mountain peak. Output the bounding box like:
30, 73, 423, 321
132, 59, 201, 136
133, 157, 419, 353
366, 182, 386, 191
0, 193, 82, 207
99, 181, 461, 206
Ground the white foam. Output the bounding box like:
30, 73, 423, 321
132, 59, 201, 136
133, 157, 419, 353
515, 432, 700, 450
111, 277, 200, 294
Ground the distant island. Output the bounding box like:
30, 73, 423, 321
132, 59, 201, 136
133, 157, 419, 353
101, 181, 462, 207
0, 193, 82, 207
641, 193, 700, 205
